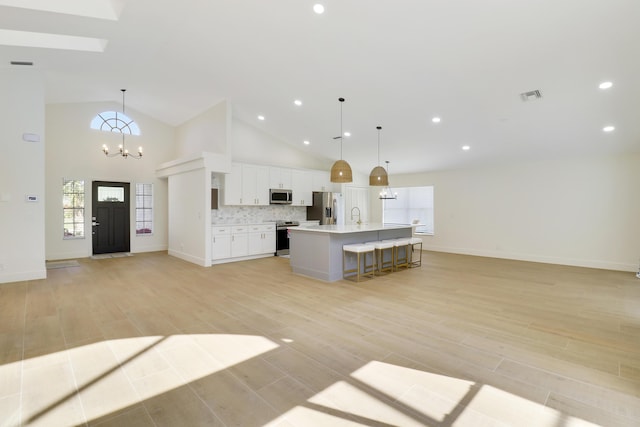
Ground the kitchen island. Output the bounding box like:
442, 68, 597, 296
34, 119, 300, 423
288, 223, 413, 282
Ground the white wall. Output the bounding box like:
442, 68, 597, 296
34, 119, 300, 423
45, 102, 175, 260
176, 100, 230, 157
0, 69, 46, 284
231, 119, 332, 170
167, 168, 209, 266
371, 153, 640, 272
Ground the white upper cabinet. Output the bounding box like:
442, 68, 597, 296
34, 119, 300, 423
224, 163, 334, 206
269, 167, 292, 189
291, 169, 313, 206
242, 164, 269, 205
223, 163, 243, 205
223, 163, 269, 206
312, 170, 334, 193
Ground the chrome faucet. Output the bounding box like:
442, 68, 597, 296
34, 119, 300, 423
350, 206, 362, 225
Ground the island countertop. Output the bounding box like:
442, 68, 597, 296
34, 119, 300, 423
293, 223, 411, 234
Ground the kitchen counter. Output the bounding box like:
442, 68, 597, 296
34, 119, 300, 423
288, 223, 413, 282
211, 220, 276, 225
296, 223, 410, 233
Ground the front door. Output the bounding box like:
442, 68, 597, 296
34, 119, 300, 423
92, 181, 130, 254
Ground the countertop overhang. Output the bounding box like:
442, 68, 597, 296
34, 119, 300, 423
292, 223, 413, 234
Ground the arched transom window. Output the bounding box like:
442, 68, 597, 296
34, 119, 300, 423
90, 111, 141, 135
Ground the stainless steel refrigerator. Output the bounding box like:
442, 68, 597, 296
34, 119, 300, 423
307, 192, 344, 225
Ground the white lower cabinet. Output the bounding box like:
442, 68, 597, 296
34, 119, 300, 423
212, 226, 232, 260
231, 226, 249, 257
212, 223, 275, 264
248, 224, 276, 255
262, 225, 276, 253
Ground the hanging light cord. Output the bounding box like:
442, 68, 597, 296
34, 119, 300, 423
339, 98, 344, 159
377, 126, 381, 166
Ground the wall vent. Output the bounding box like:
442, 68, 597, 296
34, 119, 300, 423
520, 90, 542, 101
10, 61, 34, 66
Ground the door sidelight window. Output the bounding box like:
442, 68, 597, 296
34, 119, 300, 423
135, 183, 153, 235
63, 179, 85, 239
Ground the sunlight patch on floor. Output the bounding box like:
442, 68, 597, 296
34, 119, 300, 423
264, 405, 365, 427
267, 360, 604, 427
310, 381, 426, 426
352, 360, 473, 422
10, 334, 278, 426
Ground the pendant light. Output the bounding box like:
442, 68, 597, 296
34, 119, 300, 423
101, 89, 143, 159
369, 125, 389, 186
379, 161, 397, 200
330, 97, 353, 183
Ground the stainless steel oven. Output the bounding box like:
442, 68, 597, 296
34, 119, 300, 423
275, 220, 299, 256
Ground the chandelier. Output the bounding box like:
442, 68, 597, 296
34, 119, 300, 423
379, 161, 397, 200
101, 89, 143, 159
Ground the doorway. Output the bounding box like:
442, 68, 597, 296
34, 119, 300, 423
92, 181, 130, 255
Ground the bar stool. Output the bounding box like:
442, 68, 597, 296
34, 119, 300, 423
366, 240, 395, 275
408, 237, 423, 268
390, 238, 411, 271
343, 243, 375, 281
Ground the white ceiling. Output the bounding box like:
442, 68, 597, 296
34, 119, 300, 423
1, 0, 639, 175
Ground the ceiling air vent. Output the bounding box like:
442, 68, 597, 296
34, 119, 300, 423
520, 90, 542, 101
10, 61, 34, 66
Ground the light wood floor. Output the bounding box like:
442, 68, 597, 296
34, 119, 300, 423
1, 251, 639, 426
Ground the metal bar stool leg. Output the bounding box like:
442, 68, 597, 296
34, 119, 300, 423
409, 237, 423, 268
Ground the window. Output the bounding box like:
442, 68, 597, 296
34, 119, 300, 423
90, 111, 141, 135
135, 183, 153, 235
97, 186, 125, 202
63, 179, 85, 239
382, 186, 434, 234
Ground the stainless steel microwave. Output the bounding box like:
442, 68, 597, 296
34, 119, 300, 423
270, 189, 292, 204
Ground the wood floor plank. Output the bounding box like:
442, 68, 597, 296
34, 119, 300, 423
1, 251, 638, 426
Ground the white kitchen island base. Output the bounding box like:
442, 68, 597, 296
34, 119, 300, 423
288, 224, 413, 282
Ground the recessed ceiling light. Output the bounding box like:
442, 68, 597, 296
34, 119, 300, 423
257, 115, 265, 121
603, 126, 615, 132
294, 100, 302, 106
599, 81, 613, 90
462, 145, 471, 151
313, 4, 325, 14
343, 132, 351, 137
432, 117, 441, 123
303, 140, 310, 145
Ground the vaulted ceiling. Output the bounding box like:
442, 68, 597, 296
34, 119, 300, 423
1, 0, 639, 174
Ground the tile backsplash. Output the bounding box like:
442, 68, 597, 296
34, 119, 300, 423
212, 205, 307, 224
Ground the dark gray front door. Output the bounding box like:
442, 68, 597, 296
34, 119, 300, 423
92, 181, 130, 254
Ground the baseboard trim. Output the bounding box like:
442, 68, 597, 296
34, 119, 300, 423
0, 268, 47, 284
167, 249, 207, 267
422, 245, 636, 272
